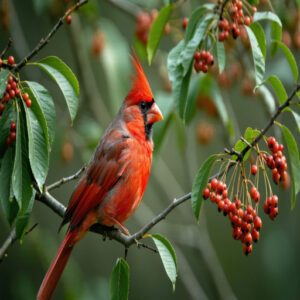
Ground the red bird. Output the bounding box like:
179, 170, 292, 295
37, 55, 163, 300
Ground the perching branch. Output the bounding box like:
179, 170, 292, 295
0, 38, 12, 59
12, 0, 89, 72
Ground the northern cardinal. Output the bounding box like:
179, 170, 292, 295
37, 55, 163, 300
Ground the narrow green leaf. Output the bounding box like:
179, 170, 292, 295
216, 41, 226, 73
272, 41, 298, 82
150, 234, 177, 290
178, 65, 192, 120
291, 110, 300, 132
184, 4, 214, 43
278, 124, 300, 209
249, 22, 266, 59
22, 92, 49, 189
192, 154, 219, 220
256, 85, 276, 115
147, 4, 173, 64
167, 41, 184, 83
179, 13, 213, 75
0, 147, 19, 224
245, 26, 265, 85
32, 56, 79, 123
0, 101, 15, 158
15, 191, 36, 240
0, 69, 9, 99
253, 11, 282, 56
110, 258, 129, 300
25, 81, 56, 147
12, 103, 33, 207
264, 75, 288, 105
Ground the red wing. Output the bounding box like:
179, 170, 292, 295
61, 129, 130, 229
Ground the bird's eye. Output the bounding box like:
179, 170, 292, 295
140, 101, 147, 110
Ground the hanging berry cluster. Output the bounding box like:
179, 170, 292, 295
135, 10, 170, 44
202, 135, 289, 255
193, 50, 214, 73
218, 0, 256, 41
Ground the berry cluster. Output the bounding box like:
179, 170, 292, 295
203, 178, 262, 255
6, 121, 16, 146
135, 10, 170, 44
0, 55, 15, 68
263, 195, 278, 221
193, 50, 214, 73
264, 136, 288, 185
218, 0, 256, 41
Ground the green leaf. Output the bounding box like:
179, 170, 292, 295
147, 4, 173, 64
291, 110, 300, 133
150, 234, 177, 290
12, 103, 33, 208
110, 258, 129, 300
245, 26, 265, 85
167, 41, 184, 84
184, 4, 214, 43
154, 113, 174, 154
192, 154, 219, 220
0, 69, 9, 99
264, 75, 287, 105
249, 22, 266, 59
256, 85, 276, 115
0, 101, 15, 158
216, 41, 226, 73
234, 127, 260, 161
32, 56, 79, 123
22, 90, 49, 189
253, 11, 282, 56
0, 148, 19, 224
277, 124, 300, 209
15, 190, 36, 240
178, 65, 192, 120
25, 81, 56, 147
179, 13, 213, 75
272, 41, 298, 82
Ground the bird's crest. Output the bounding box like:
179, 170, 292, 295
125, 54, 153, 105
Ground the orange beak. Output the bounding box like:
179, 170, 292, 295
147, 103, 163, 124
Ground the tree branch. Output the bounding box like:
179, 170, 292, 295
12, 0, 89, 72
0, 38, 12, 59
0, 228, 17, 263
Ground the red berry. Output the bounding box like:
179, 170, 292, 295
270, 195, 278, 207
10, 131, 16, 141
201, 63, 208, 73
269, 207, 278, 220
8, 76, 13, 84
3, 92, 10, 103
251, 228, 260, 243
0, 58, 2, 67
7, 56, 15, 65
26, 99, 32, 108
66, 15, 72, 25
182, 17, 189, 30
22, 93, 29, 101
250, 186, 260, 202
243, 244, 253, 256
9, 89, 15, 98
253, 216, 262, 230
193, 61, 202, 73
267, 136, 276, 149
272, 168, 280, 184
251, 164, 258, 175
244, 16, 251, 26
211, 178, 218, 191
0, 103, 5, 113
233, 227, 242, 240
15, 89, 20, 97
10, 122, 16, 131
11, 81, 17, 90
203, 188, 210, 200
244, 232, 253, 246
194, 51, 201, 61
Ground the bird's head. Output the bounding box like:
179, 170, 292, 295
123, 55, 163, 140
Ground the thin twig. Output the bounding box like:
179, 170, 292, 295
47, 166, 86, 191
13, 0, 88, 72
0, 38, 12, 59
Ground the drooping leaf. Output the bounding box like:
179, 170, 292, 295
216, 41, 226, 73
12, 103, 33, 208
0, 147, 19, 224
192, 154, 219, 220
147, 4, 173, 64
150, 234, 177, 290
264, 75, 288, 105
257, 85, 276, 115
272, 41, 298, 83
291, 110, 300, 133
245, 26, 265, 85
179, 13, 214, 75
0, 69, 9, 99
278, 124, 300, 209
22, 91, 49, 189
32, 56, 79, 123
25, 81, 56, 147
184, 4, 214, 43
110, 258, 129, 300
249, 22, 266, 59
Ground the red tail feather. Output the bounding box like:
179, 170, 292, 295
37, 231, 77, 300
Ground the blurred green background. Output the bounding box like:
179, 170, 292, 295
1, 0, 300, 299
